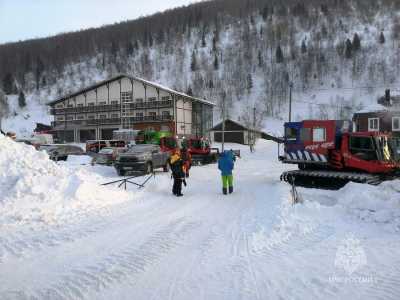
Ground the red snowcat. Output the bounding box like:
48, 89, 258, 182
279, 120, 400, 189
182, 137, 219, 165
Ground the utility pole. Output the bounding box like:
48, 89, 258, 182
251, 106, 256, 152
289, 82, 293, 122
221, 91, 226, 152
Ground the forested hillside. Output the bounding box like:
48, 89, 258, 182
1, 0, 400, 130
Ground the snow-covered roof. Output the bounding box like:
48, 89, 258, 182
356, 103, 389, 114
48, 74, 215, 106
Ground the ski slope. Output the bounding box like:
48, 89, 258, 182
1, 136, 400, 299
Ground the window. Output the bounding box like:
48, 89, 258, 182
121, 92, 133, 103
161, 96, 170, 101
111, 100, 119, 105
313, 128, 326, 142
99, 114, 107, 119
285, 127, 298, 141
300, 128, 311, 142
87, 115, 96, 120
162, 111, 170, 118
99, 101, 107, 105
111, 113, 119, 119
148, 112, 157, 117
56, 116, 64, 121
350, 136, 377, 161
392, 117, 400, 131
76, 115, 85, 120
56, 104, 64, 108
66, 115, 74, 121
88, 102, 95, 106
67, 104, 73, 108
136, 112, 144, 118
136, 98, 143, 103
77, 103, 84, 107
368, 118, 379, 131
148, 97, 156, 102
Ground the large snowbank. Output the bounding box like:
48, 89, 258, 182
336, 181, 400, 230
0, 134, 133, 227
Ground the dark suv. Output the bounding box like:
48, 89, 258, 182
114, 144, 170, 176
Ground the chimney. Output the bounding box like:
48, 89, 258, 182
385, 89, 391, 104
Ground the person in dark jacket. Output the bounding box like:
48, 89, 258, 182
169, 150, 186, 197
218, 150, 235, 195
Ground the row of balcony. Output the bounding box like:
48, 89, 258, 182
50, 100, 173, 115
52, 118, 122, 128
51, 115, 174, 128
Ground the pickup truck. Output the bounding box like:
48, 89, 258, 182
114, 144, 170, 176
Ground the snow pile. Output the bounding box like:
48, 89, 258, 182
336, 181, 400, 230
0, 134, 133, 226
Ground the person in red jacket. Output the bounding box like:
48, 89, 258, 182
180, 147, 192, 178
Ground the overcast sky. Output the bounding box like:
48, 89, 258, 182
0, 0, 202, 44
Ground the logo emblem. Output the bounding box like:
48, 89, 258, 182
334, 234, 367, 276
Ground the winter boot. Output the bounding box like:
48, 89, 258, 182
229, 186, 233, 194
223, 188, 228, 195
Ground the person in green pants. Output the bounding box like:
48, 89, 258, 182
218, 150, 235, 195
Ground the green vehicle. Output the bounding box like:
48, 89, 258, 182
135, 130, 177, 153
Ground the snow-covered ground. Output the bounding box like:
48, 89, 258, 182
1, 134, 400, 299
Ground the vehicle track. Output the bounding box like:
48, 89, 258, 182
3, 218, 201, 300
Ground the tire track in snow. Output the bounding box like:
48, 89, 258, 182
2, 218, 201, 300
0, 195, 197, 263
164, 229, 220, 300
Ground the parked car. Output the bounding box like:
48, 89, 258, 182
86, 140, 126, 153
92, 147, 127, 165
114, 144, 170, 176
39, 144, 85, 161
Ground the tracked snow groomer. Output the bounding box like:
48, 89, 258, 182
182, 137, 219, 165
279, 120, 400, 189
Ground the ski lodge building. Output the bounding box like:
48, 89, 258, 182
48, 75, 214, 142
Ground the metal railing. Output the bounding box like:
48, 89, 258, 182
50, 100, 173, 115
50, 104, 121, 115
51, 118, 121, 127
102, 172, 155, 190
129, 115, 173, 123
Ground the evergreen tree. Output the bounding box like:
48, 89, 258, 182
212, 36, 217, 52
301, 40, 307, 54
258, 50, 263, 67
126, 41, 134, 56
352, 33, 361, 51
134, 40, 139, 51
201, 30, 206, 47
190, 51, 197, 72
379, 31, 386, 44
186, 86, 193, 96
345, 38, 353, 59
261, 5, 269, 20
18, 90, 26, 108
276, 45, 284, 63
213, 54, 219, 70
246, 73, 253, 93
2, 73, 14, 95
110, 41, 118, 57
35, 57, 44, 91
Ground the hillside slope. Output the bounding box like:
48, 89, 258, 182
1, 0, 400, 134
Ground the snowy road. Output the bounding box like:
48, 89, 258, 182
1, 140, 400, 299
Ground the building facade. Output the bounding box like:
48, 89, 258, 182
353, 90, 400, 135
48, 75, 214, 142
